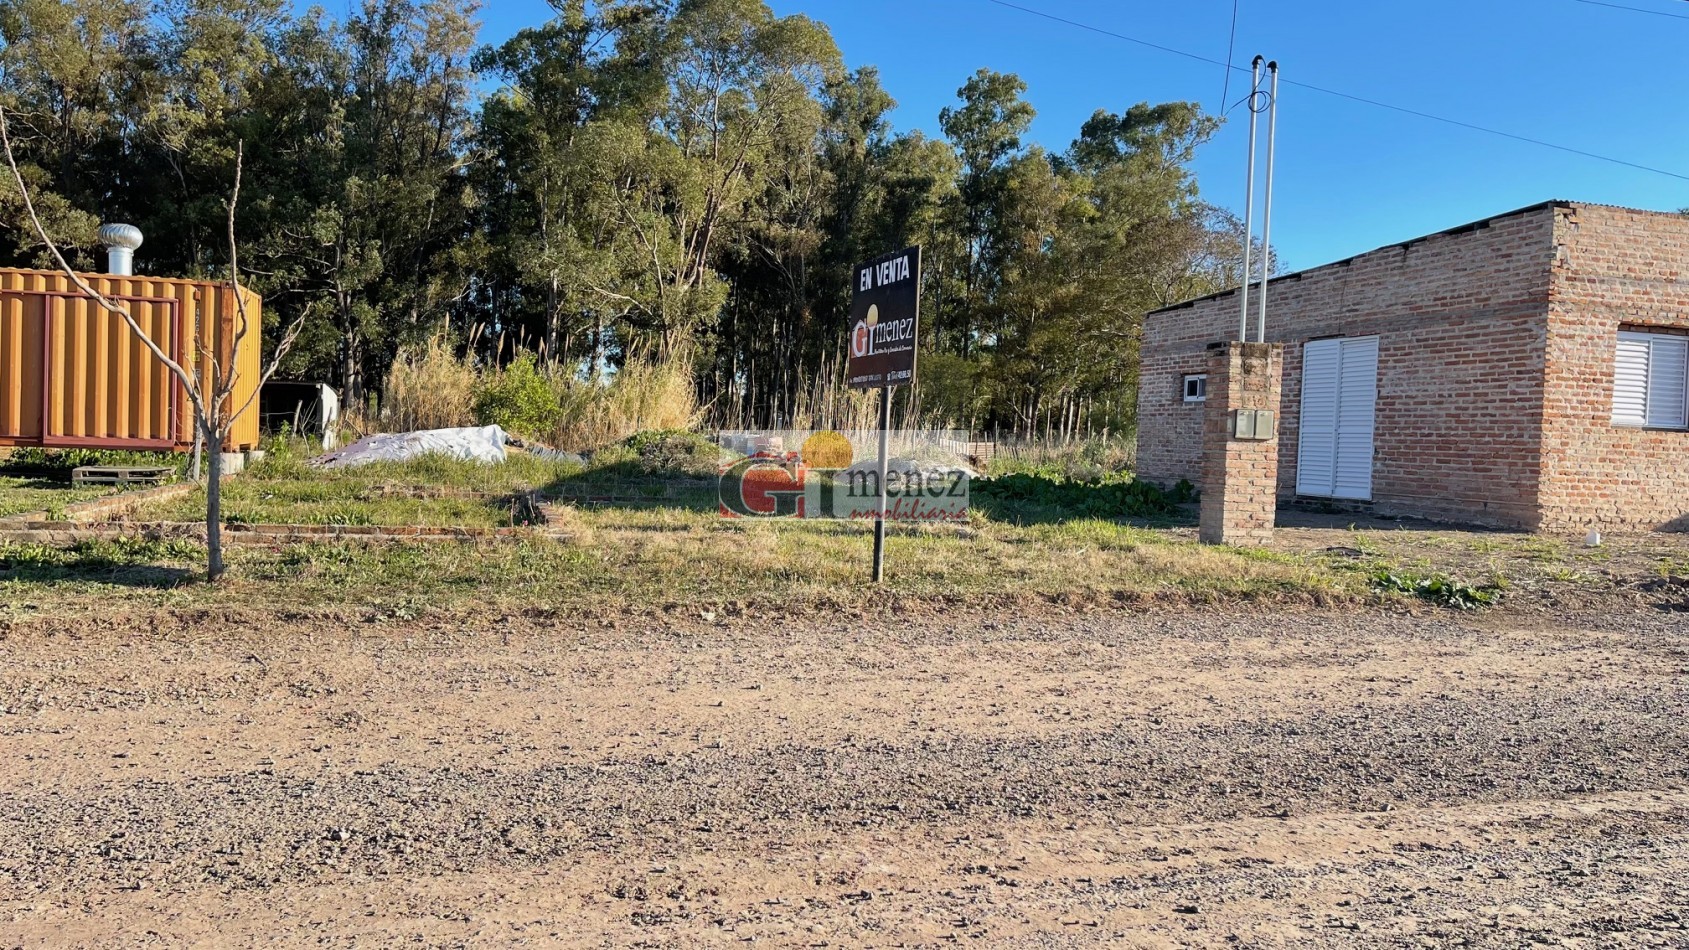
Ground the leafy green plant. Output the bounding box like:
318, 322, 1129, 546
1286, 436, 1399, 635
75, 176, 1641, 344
2, 447, 187, 476
0, 537, 201, 572
1371, 568, 1503, 610
324, 507, 376, 527
973, 472, 1192, 520
473, 354, 563, 440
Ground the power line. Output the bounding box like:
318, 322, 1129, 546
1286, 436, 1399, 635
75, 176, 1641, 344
983, 0, 1689, 183
1574, 0, 1689, 20
1218, 0, 1239, 113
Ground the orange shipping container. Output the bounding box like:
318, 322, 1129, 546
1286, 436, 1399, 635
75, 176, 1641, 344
0, 268, 262, 452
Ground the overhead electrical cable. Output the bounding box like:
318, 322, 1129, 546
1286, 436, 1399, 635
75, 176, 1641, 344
1219, 0, 1239, 113
1573, 0, 1689, 20
983, 0, 1689, 183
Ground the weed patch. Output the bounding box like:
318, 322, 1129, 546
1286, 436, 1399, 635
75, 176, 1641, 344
1371, 567, 1504, 610
1, 447, 187, 477
973, 472, 1193, 523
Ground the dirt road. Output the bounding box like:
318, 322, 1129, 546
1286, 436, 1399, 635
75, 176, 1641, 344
2, 605, 1686, 947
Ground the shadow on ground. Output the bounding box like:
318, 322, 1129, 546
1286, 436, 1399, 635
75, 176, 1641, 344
0, 562, 200, 588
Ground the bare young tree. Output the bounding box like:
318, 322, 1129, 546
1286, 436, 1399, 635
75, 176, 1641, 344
1, 107, 305, 581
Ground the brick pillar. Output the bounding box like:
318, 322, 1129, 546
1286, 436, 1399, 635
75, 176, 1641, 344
1199, 341, 1284, 546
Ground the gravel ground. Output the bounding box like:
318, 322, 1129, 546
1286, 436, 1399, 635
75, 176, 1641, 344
1, 604, 1686, 948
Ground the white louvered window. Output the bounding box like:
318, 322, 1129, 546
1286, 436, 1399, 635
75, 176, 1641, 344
1612, 330, 1688, 429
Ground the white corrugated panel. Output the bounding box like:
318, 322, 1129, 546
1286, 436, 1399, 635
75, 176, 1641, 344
1646, 336, 1688, 429
1612, 333, 1651, 426
1296, 339, 1340, 497
1333, 337, 1379, 501
1297, 336, 1377, 500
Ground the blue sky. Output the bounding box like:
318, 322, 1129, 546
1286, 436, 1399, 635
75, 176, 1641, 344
457, 0, 1689, 272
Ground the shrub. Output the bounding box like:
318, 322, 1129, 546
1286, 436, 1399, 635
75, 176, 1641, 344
973, 472, 1191, 519
379, 339, 700, 451
622, 429, 717, 475
473, 354, 563, 440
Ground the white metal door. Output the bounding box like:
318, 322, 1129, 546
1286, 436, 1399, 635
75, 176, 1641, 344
1296, 336, 1377, 500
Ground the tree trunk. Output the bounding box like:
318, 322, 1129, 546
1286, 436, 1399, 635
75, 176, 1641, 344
591, 312, 604, 382
546, 275, 561, 366
204, 421, 226, 582
341, 328, 364, 409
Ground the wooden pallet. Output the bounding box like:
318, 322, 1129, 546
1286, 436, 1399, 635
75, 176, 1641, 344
71, 465, 177, 487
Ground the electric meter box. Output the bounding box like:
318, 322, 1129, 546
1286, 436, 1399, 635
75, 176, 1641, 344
1230, 409, 1276, 441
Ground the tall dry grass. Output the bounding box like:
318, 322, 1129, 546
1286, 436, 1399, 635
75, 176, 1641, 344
552, 354, 701, 450
714, 351, 951, 433
383, 337, 479, 432
377, 338, 701, 452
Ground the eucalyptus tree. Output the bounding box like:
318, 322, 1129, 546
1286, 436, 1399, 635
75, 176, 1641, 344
241, 0, 481, 403
137, 0, 288, 275
473, 0, 662, 369
614, 0, 841, 354
937, 68, 1035, 359
0, 0, 147, 266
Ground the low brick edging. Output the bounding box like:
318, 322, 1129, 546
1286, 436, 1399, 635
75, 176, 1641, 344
0, 490, 570, 547
533, 496, 574, 527
0, 521, 570, 546
0, 479, 198, 528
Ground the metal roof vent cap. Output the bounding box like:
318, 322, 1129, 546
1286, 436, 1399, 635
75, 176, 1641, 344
99, 223, 143, 276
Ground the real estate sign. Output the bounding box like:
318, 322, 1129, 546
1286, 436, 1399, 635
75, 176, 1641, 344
847, 246, 921, 389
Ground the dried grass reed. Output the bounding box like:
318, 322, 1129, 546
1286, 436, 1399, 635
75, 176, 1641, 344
378, 332, 701, 452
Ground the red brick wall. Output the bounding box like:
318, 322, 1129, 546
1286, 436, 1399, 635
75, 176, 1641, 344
1137, 204, 1558, 528
1540, 204, 1689, 531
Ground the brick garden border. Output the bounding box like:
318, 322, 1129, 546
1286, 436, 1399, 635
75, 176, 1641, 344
0, 479, 198, 529
0, 488, 575, 546
0, 521, 565, 546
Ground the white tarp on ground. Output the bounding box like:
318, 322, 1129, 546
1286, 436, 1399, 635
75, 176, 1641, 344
314, 425, 510, 468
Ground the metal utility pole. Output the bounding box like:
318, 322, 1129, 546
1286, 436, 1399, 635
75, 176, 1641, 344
1256, 61, 1279, 345
1238, 56, 1262, 342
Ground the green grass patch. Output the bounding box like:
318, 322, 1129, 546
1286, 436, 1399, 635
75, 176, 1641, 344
0, 446, 187, 477
0, 537, 203, 589
2, 499, 1380, 619
0, 476, 116, 519
0, 433, 1541, 619
980, 435, 1136, 480
119, 441, 579, 528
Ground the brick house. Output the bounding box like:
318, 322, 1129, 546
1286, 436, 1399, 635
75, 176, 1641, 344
1136, 201, 1689, 531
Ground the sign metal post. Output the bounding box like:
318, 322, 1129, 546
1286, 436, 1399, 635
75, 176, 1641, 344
847, 245, 922, 584
872, 384, 891, 582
